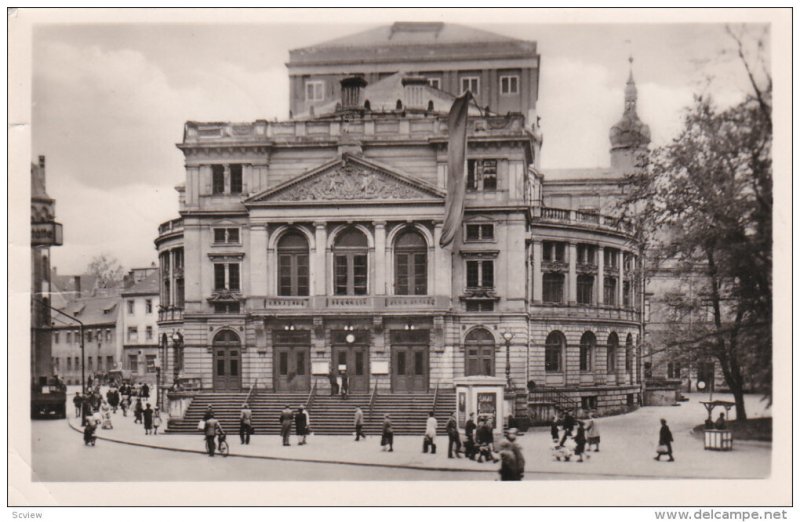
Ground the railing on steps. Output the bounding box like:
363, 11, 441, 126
244, 378, 258, 406
530, 389, 580, 412
305, 379, 317, 410
368, 376, 379, 422
431, 381, 440, 413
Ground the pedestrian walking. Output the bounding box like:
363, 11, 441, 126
422, 411, 438, 454
106, 387, 120, 414
585, 412, 600, 451
328, 369, 338, 396
120, 395, 130, 417
574, 422, 588, 462
239, 403, 253, 445
141, 383, 150, 400
380, 414, 394, 452
81, 398, 92, 427
559, 410, 576, 447
340, 371, 349, 399
497, 428, 525, 481
73, 392, 82, 418
295, 405, 309, 445
100, 401, 113, 430
203, 404, 215, 421
204, 413, 223, 457
354, 406, 365, 441
153, 407, 162, 435
279, 404, 293, 446
336, 373, 343, 398
654, 418, 675, 462
464, 412, 477, 460
143, 403, 154, 435
446, 412, 463, 458
134, 398, 144, 424
476, 416, 498, 463
550, 412, 561, 443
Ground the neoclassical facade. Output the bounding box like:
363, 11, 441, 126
156, 23, 646, 418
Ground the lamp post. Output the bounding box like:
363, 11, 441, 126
501, 331, 514, 391
171, 331, 183, 384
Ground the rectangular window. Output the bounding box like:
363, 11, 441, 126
334, 255, 348, 295
67, 358, 72, 371
395, 252, 427, 295
397, 351, 406, 375
335, 254, 368, 296
105, 329, 111, 342
667, 362, 681, 379
545, 346, 561, 373
500, 75, 519, 95
97, 356, 103, 371
466, 260, 495, 289
145, 299, 153, 313
214, 263, 226, 290
305, 80, 324, 102
604, 248, 619, 269
543, 241, 566, 262
465, 301, 494, 312
542, 272, 565, 304
577, 275, 594, 305
88, 356, 93, 371
427, 78, 441, 90
127, 300, 134, 314
127, 327, 138, 343
228, 264, 240, 291
460, 76, 480, 95
353, 255, 367, 295
146, 355, 157, 372
214, 303, 240, 314
355, 352, 364, 375
296, 351, 305, 375
467, 159, 498, 191
604, 277, 617, 306
214, 228, 240, 244
279, 253, 309, 296
414, 351, 424, 375
87, 330, 93, 343
54, 332, 59, 344
146, 326, 153, 341
212, 165, 225, 194
229, 164, 243, 194
107, 356, 114, 370
66, 332, 72, 344
465, 223, 494, 241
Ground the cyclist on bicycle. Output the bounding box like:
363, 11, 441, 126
203, 413, 225, 457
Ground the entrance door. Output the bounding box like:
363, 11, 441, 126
391, 345, 429, 392
332, 344, 370, 392
390, 328, 430, 392
212, 330, 242, 391
273, 330, 311, 391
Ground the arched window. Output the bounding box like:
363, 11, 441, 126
333, 228, 368, 295
580, 331, 596, 372
465, 328, 495, 376
278, 231, 310, 296
607, 332, 619, 373
545, 331, 565, 373
625, 333, 634, 372
394, 229, 427, 295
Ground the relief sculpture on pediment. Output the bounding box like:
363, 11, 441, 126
272, 163, 427, 201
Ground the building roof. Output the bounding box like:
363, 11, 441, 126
542, 168, 623, 182
289, 22, 537, 66
121, 270, 160, 296
54, 295, 120, 328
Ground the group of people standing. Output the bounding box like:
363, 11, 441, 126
327, 370, 350, 398
550, 410, 600, 463
279, 404, 311, 446
77, 382, 161, 447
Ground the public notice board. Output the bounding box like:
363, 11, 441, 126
477, 392, 497, 426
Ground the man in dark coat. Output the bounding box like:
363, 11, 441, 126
464, 412, 477, 460
476, 417, 498, 463
559, 410, 576, 447
295, 405, 309, 445
446, 412, 463, 458
497, 428, 525, 480
106, 388, 120, 413
279, 405, 293, 446
655, 418, 675, 462
328, 369, 338, 396
73, 392, 83, 418
141, 383, 150, 399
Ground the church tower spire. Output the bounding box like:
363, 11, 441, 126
609, 54, 650, 171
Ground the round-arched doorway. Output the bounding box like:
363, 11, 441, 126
213, 329, 242, 391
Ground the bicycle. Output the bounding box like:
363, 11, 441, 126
217, 432, 229, 457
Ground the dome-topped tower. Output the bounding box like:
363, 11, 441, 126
609, 56, 650, 171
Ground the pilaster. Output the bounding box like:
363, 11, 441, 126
314, 222, 327, 296
568, 242, 577, 305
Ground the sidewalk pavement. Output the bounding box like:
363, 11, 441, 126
69, 391, 771, 479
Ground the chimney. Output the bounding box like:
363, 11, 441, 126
401, 76, 428, 110
340, 75, 367, 110
74, 276, 81, 298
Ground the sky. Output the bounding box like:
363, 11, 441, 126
29, 10, 770, 274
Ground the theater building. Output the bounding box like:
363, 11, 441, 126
156, 23, 645, 423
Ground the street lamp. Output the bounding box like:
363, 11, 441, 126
171, 331, 183, 383
501, 331, 514, 392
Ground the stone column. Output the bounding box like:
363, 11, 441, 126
223, 164, 231, 194
532, 240, 542, 303
249, 224, 268, 297
568, 242, 577, 305
169, 249, 176, 307
618, 250, 625, 308
314, 222, 327, 296
433, 223, 451, 297
373, 221, 386, 295
597, 246, 604, 306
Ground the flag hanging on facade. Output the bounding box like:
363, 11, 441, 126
439, 91, 472, 248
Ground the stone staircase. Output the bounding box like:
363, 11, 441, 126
167, 388, 456, 436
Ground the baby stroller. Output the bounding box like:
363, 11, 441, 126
83, 423, 97, 446
552, 438, 576, 462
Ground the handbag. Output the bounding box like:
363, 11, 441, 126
197, 419, 206, 431
656, 444, 668, 454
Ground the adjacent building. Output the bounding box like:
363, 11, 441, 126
120, 268, 160, 384
156, 22, 646, 422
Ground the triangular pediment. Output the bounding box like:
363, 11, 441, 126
246, 154, 445, 204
